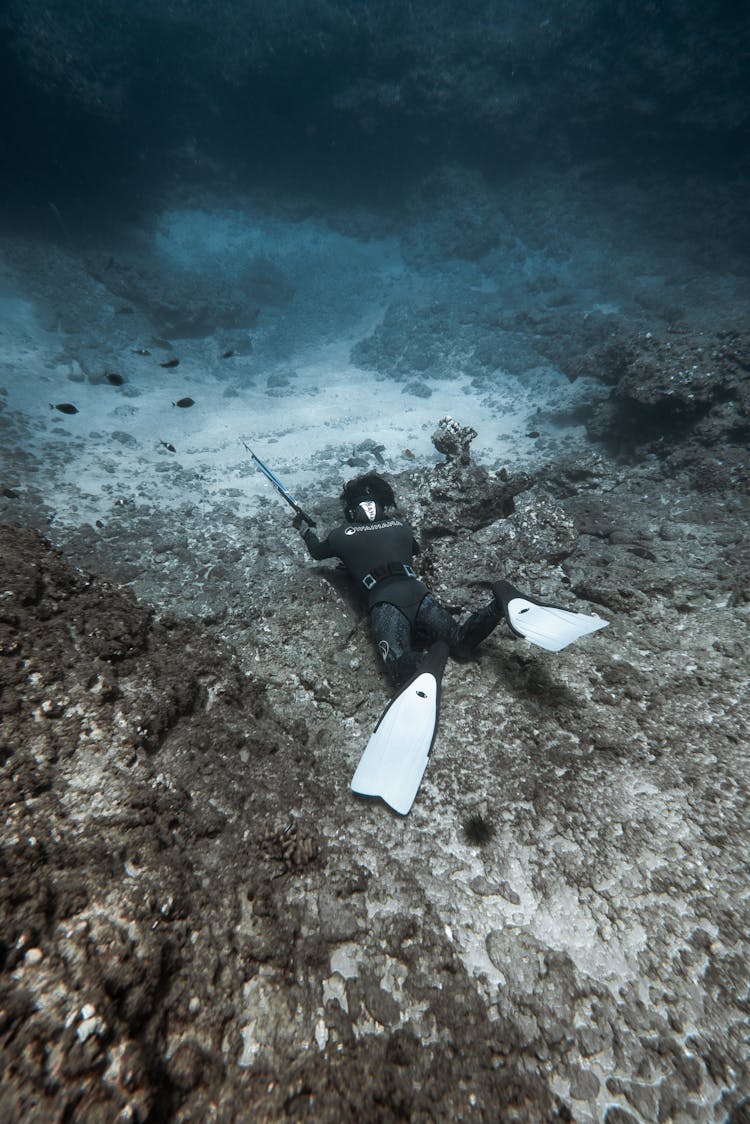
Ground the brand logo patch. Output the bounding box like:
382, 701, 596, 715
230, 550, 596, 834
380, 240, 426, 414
344, 519, 402, 536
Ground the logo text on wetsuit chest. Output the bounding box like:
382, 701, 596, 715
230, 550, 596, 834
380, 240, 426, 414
344, 520, 402, 536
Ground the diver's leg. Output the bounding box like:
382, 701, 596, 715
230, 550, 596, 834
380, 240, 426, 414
414, 594, 459, 647
368, 603, 419, 688
415, 593, 501, 658
455, 600, 503, 656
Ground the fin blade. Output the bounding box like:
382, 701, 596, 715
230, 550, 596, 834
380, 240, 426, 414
507, 597, 609, 651
493, 580, 608, 651
351, 642, 448, 815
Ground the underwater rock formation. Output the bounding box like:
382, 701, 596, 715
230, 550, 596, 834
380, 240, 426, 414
577, 329, 750, 464
4, 0, 749, 166
0, 522, 563, 1122
2, 408, 749, 1120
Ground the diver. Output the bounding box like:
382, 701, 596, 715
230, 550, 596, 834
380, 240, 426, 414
294, 472, 515, 688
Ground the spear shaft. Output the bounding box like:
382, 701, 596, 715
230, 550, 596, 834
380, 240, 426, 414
242, 441, 317, 527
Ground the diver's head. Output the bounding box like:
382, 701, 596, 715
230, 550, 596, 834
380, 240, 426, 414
342, 473, 396, 523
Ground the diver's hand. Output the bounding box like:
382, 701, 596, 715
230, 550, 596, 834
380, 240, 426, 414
292, 513, 304, 530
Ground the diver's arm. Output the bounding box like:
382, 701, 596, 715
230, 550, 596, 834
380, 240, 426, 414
299, 525, 336, 561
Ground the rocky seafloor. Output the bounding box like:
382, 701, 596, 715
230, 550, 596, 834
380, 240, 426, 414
2, 332, 750, 1121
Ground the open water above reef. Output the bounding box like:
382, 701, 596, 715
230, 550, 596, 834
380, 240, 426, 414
1, 164, 748, 539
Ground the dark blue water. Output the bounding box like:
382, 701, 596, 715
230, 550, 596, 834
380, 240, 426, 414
1, 1, 748, 229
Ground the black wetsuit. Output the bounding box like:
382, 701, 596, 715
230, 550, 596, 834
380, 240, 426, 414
301, 515, 502, 686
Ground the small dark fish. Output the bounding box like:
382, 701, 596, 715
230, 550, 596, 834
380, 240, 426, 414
526, 430, 540, 439
161, 357, 180, 368
173, 397, 194, 408
221, 349, 235, 359
105, 371, 125, 386
160, 440, 176, 452
51, 402, 78, 414
132, 348, 150, 356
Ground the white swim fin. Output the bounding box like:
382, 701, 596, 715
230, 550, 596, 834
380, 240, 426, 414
493, 580, 609, 652
351, 642, 449, 815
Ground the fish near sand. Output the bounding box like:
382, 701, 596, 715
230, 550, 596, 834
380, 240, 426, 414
105, 372, 125, 386
161, 357, 180, 368
160, 440, 176, 452
173, 397, 194, 408
50, 403, 79, 414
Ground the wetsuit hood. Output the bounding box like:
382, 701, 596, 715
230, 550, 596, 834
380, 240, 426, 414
341, 472, 396, 522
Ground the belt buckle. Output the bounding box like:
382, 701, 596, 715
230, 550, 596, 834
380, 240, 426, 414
404, 564, 416, 578
363, 573, 377, 590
